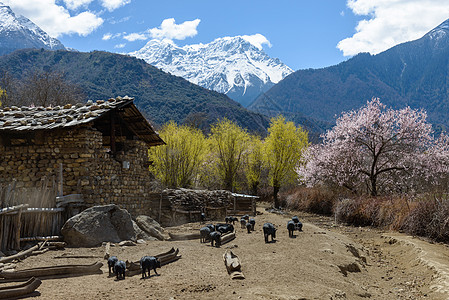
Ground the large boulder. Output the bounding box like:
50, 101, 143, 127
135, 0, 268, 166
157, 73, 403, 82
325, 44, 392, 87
135, 215, 165, 241
132, 220, 158, 241
61, 204, 136, 247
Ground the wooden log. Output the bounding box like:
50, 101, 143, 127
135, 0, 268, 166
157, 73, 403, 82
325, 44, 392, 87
221, 232, 236, 245
0, 277, 41, 299
223, 250, 245, 279
0, 204, 29, 216
21, 208, 65, 214
0, 277, 36, 291
0, 244, 39, 264
53, 255, 101, 259
0, 263, 15, 272
20, 236, 63, 242
29, 248, 50, 256
172, 209, 201, 214
39, 240, 48, 251
168, 232, 200, 240
0, 262, 103, 279
56, 194, 83, 208
46, 242, 66, 248
103, 242, 110, 260
125, 248, 181, 277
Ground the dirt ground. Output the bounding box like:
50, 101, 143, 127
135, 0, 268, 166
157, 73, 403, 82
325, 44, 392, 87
6, 203, 449, 300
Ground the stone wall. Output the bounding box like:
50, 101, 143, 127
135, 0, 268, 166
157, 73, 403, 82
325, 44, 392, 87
0, 126, 156, 216
145, 189, 232, 226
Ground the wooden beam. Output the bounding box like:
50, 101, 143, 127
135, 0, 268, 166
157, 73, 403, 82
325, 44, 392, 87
110, 111, 116, 154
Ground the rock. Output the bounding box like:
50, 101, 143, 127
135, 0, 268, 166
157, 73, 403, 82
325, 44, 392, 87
136, 239, 146, 244
136, 215, 164, 232
119, 240, 136, 246
61, 204, 136, 247
136, 215, 165, 241
133, 221, 160, 241
133, 220, 151, 240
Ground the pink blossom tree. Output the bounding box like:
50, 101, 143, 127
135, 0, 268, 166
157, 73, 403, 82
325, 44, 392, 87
300, 98, 449, 196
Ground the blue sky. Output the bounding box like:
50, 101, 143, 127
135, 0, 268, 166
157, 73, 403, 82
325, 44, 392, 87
5, 0, 449, 71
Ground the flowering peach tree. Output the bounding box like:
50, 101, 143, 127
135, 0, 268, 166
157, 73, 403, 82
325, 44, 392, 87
300, 98, 449, 195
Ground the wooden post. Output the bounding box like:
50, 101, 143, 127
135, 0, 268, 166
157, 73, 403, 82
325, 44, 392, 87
14, 207, 22, 250
110, 111, 116, 155
252, 198, 256, 216
233, 197, 236, 212
58, 163, 63, 197
158, 194, 162, 223
103, 242, 110, 260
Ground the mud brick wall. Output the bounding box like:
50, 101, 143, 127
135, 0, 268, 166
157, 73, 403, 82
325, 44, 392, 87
0, 127, 156, 216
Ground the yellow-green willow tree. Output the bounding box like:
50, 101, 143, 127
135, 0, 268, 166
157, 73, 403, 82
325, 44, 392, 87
263, 115, 308, 208
245, 135, 264, 195
149, 121, 206, 188
209, 118, 250, 191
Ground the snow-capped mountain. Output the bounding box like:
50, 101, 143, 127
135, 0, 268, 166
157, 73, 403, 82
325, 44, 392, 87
0, 2, 65, 56
129, 37, 293, 107
424, 19, 449, 48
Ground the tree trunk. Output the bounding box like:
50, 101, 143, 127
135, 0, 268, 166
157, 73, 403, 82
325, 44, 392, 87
370, 175, 377, 196
273, 185, 280, 208
251, 182, 259, 196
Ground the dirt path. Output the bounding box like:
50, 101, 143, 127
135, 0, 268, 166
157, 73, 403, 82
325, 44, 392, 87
6, 205, 449, 299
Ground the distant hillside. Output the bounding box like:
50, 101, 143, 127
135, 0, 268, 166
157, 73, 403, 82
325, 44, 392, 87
0, 49, 269, 134
249, 19, 449, 131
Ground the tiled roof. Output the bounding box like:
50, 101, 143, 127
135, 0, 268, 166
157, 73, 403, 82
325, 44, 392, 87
0, 96, 133, 131
0, 96, 165, 146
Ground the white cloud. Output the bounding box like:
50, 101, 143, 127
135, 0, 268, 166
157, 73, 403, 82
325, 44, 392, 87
102, 33, 112, 40
338, 0, 449, 56
109, 16, 130, 24
4, 0, 103, 37
114, 43, 126, 49
149, 18, 201, 40
63, 0, 94, 10
102, 32, 122, 40
241, 34, 272, 50
123, 33, 147, 41
100, 0, 130, 12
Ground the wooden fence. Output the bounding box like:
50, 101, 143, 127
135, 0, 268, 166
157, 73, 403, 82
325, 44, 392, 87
228, 193, 258, 216
0, 178, 65, 253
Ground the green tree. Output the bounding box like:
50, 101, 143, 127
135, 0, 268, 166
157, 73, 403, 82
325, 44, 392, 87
263, 115, 309, 208
209, 118, 250, 191
245, 135, 264, 195
149, 121, 206, 188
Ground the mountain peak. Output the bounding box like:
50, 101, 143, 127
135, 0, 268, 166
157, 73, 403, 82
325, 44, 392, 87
425, 18, 449, 42
0, 3, 65, 56
129, 37, 292, 107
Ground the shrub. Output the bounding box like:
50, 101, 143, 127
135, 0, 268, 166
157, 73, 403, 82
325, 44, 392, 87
402, 197, 449, 242
280, 186, 341, 216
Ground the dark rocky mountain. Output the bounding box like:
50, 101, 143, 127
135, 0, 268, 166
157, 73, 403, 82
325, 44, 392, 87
249, 19, 449, 132
0, 3, 65, 56
0, 49, 269, 134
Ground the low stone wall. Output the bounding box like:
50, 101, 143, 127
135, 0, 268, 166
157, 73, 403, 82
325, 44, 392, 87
145, 189, 232, 226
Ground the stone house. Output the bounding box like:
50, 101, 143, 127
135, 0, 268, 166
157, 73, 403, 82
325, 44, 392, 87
0, 96, 164, 216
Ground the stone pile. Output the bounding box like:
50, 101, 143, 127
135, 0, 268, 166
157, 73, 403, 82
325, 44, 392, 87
163, 188, 232, 211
